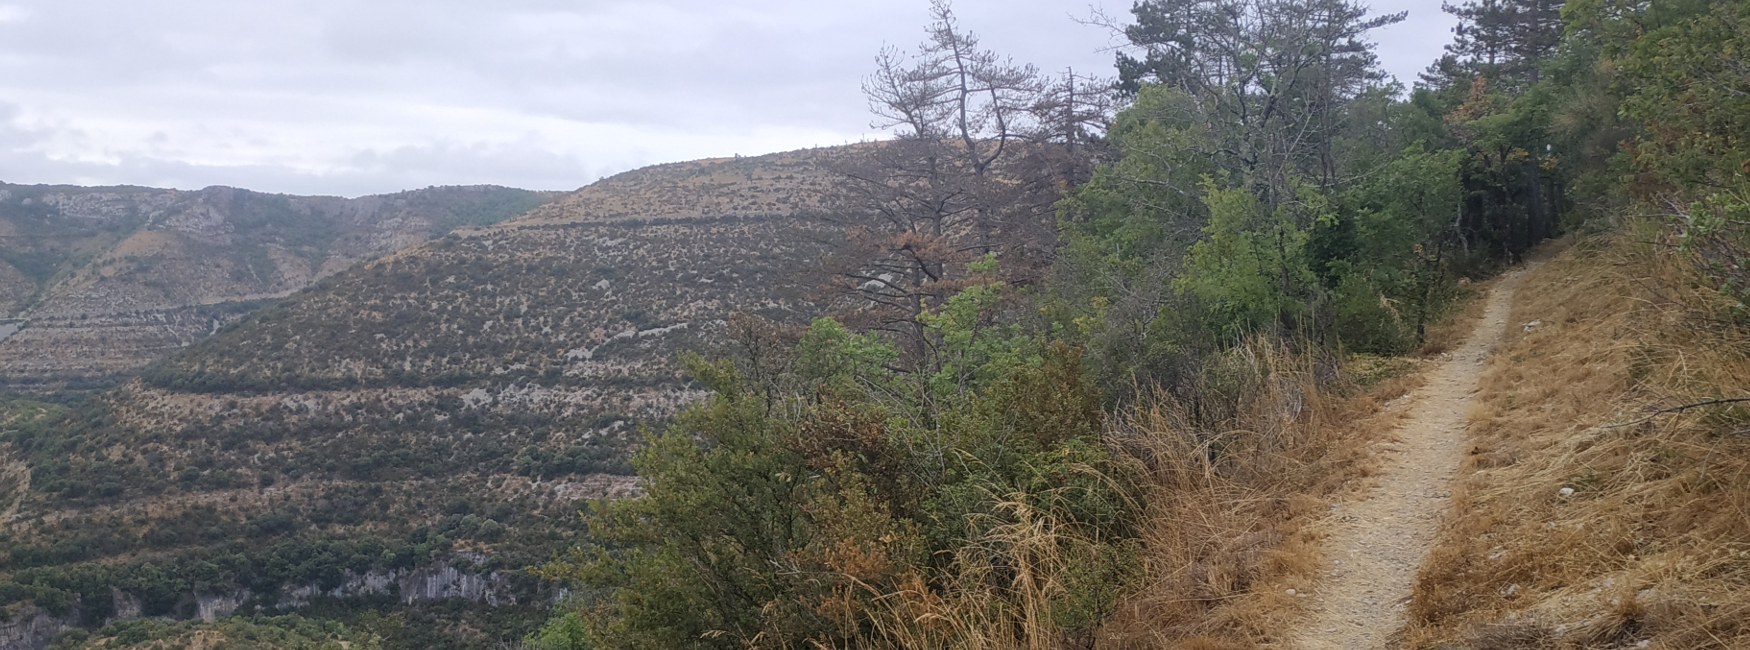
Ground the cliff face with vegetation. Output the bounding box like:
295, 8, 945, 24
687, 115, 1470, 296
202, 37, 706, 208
0, 183, 557, 393
0, 147, 857, 650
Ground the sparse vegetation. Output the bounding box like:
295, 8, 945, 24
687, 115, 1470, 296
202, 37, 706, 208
0, 183, 558, 393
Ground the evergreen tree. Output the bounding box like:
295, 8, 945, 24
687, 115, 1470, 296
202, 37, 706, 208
1421, 0, 1565, 90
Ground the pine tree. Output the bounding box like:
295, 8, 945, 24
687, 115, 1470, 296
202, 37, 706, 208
1423, 0, 1565, 89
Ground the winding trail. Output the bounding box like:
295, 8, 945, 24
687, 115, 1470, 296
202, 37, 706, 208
1293, 261, 1541, 650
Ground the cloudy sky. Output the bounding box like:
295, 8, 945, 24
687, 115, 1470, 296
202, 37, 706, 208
0, 0, 1455, 198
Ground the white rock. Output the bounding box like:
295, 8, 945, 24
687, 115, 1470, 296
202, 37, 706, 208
1559, 486, 1575, 497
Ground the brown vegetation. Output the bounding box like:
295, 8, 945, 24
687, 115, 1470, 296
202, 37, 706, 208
1094, 339, 1416, 648
1403, 223, 1750, 649
850, 335, 1435, 649
1419, 276, 1494, 358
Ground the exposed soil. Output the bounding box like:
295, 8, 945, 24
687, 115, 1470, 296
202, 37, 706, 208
1293, 260, 1543, 650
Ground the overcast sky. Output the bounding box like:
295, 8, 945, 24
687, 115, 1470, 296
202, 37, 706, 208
0, 0, 1455, 198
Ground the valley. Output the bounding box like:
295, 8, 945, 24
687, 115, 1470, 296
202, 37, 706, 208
0, 147, 866, 650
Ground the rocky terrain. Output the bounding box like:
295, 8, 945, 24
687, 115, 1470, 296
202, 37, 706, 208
0, 183, 557, 393
0, 147, 865, 649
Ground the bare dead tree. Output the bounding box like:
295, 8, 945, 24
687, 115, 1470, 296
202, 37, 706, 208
822, 1, 1113, 354
863, 0, 1044, 175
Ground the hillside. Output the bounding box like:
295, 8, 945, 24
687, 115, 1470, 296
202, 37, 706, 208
7, 0, 1746, 646
0, 183, 557, 393
508, 147, 859, 225
1400, 231, 1750, 648
0, 147, 858, 650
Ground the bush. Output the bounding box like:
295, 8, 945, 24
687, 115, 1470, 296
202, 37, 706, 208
539, 303, 1144, 650
1332, 271, 1415, 354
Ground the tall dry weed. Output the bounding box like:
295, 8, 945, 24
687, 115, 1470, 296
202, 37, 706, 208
847, 335, 1405, 650
859, 494, 1138, 650
1097, 337, 1385, 649
1404, 223, 1750, 649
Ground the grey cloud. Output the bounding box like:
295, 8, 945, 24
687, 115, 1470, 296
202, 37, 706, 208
344, 139, 603, 191
0, 109, 593, 196
0, 0, 1454, 197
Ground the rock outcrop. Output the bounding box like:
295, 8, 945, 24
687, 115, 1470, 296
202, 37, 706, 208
0, 605, 74, 650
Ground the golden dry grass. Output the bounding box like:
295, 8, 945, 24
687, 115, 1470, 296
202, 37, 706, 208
1093, 257, 1545, 649
1094, 338, 1434, 649
1402, 223, 1750, 649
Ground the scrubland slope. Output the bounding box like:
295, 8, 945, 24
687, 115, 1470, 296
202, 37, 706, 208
1405, 227, 1750, 649
0, 147, 853, 650
0, 183, 556, 392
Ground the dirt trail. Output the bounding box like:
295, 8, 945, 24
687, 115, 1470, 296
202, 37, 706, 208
1293, 261, 1540, 650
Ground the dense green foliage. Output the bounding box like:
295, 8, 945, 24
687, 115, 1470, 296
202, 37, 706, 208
1055, 0, 1580, 410
1604, 0, 1750, 317
538, 280, 1142, 649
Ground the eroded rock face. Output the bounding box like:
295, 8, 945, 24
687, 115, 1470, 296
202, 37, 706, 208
110, 587, 141, 621
195, 590, 249, 622
0, 605, 75, 650
399, 559, 517, 606
267, 559, 522, 610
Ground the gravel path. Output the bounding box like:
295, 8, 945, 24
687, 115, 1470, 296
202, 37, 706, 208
1293, 263, 1538, 650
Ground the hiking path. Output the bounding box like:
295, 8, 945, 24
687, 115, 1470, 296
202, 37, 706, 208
1293, 259, 1542, 650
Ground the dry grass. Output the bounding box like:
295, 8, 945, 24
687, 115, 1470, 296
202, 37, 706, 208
1093, 338, 1425, 649
1403, 222, 1750, 649
1090, 260, 1533, 648
860, 496, 1139, 650
1421, 273, 1502, 358
850, 267, 1504, 650
849, 337, 1423, 650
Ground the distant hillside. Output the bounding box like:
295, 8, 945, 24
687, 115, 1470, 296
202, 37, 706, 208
509, 146, 861, 225
0, 147, 858, 650
0, 183, 557, 393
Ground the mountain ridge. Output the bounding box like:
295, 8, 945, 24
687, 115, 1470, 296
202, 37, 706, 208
0, 182, 560, 393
